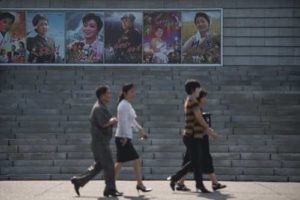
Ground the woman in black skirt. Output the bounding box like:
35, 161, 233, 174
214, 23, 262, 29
114, 83, 152, 193
174, 90, 226, 192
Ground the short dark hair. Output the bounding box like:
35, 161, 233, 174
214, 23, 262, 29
185, 79, 201, 95
194, 12, 210, 25
32, 14, 48, 27
96, 85, 109, 99
82, 13, 103, 33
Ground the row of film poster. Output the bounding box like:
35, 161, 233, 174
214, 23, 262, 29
0, 9, 222, 65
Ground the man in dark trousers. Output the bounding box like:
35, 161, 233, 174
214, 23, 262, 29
71, 86, 123, 197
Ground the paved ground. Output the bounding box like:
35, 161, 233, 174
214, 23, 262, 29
0, 181, 299, 200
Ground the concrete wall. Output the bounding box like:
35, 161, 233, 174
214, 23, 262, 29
1, 0, 300, 67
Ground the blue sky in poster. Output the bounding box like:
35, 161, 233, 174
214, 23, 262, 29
26, 11, 65, 59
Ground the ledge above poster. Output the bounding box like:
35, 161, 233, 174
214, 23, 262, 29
0, 8, 223, 67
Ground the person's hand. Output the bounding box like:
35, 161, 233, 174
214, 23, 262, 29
121, 138, 128, 146
141, 133, 149, 140
206, 128, 218, 140
109, 117, 118, 125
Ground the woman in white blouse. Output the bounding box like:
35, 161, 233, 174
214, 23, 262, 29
115, 83, 152, 193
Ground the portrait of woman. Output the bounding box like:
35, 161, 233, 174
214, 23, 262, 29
143, 11, 181, 64
149, 26, 169, 64
66, 12, 104, 63
26, 11, 64, 63
182, 11, 221, 64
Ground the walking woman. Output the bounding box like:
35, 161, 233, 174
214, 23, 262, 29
169, 80, 218, 193
174, 90, 226, 192
114, 83, 152, 193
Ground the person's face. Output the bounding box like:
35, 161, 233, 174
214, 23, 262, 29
155, 28, 163, 38
83, 19, 99, 40
101, 88, 112, 102
0, 18, 13, 32
36, 19, 48, 36
121, 18, 133, 30
195, 16, 209, 32
124, 87, 136, 101
12, 45, 16, 51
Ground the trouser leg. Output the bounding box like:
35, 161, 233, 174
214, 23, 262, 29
101, 146, 116, 191
75, 162, 103, 187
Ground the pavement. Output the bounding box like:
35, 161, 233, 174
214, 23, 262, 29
0, 181, 299, 200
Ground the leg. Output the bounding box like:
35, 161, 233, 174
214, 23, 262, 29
133, 158, 143, 186
74, 162, 102, 187
101, 146, 117, 191
115, 162, 123, 180
178, 176, 186, 185
209, 173, 218, 185
189, 139, 204, 189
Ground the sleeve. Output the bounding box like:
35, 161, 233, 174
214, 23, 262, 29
190, 99, 200, 113
94, 107, 109, 129
117, 103, 131, 137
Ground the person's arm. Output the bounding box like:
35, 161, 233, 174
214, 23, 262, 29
95, 107, 116, 129
118, 103, 131, 138
193, 104, 218, 139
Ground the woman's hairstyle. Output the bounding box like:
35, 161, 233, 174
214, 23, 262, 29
82, 13, 103, 32
197, 90, 208, 101
95, 85, 109, 99
194, 12, 210, 25
32, 14, 48, 26
185, 79, 201, 95
118, 83, 135, 104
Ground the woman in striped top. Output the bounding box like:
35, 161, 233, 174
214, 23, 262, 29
169, 79, 218, 193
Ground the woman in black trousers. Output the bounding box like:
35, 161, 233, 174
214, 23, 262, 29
169, 80, 219, 193
174, 90, 226, 192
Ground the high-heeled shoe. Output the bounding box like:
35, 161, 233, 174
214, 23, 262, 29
136, 185, 152, 192
167, 176, 176, 191
70, 177, 80, 196
103, 189, 123, 197
212, 183, 226, 191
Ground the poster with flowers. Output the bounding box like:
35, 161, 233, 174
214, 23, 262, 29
66, 11, 104, 63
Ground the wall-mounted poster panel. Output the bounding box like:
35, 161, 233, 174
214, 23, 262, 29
143, 11, 181, 64
0, 11, 26, 63
66, 11, 104, 63
105, 11, 143, 63
26, 11, 65, 63
0, 8, 223, 66
182, 10, 222, 64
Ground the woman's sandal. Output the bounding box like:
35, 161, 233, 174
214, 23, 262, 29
212, 183, 227, 191
176, 183, 191, 191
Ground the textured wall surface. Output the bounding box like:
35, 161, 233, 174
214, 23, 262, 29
0, 0, 299, 181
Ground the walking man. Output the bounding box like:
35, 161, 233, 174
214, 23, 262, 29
70, 85, 123, 197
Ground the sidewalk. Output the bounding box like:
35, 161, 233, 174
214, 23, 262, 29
0, 181, 299, 200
